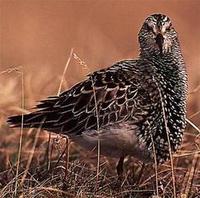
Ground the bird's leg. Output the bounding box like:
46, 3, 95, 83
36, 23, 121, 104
116, 156, 125, 180
136, 162, 145, 184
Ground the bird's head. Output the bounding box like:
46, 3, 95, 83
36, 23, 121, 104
139, 14, 178, 56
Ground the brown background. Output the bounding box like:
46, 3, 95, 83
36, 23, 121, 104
0, 0, 200, 117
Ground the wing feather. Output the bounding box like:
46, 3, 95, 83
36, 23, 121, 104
8, 60, 142, 135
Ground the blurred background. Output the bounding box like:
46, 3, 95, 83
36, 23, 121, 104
0, 1, 200, 196
1, 0, 200, 117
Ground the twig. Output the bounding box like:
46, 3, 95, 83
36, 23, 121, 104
0, 66, 22, 76
189, 111, 200, 119
150, 131, 159, 196
57, 48, 73, 176
181, 152, 199, 197
20, 128, 41, 186
72, 52, 101, 189
57, 48, 74, 95
55, 141, 68, 168
64, 137, 70, 179
46, 132, 52, 171
14, 67, 25, 196
91, 75, 101, 186
153, 76, 177, 198
186, 118, 200, 135
29, 186, 75, 197
189, 84, 200, 94
160, 91, 177, 198
180, 117, 200, 197
0, 66, 26, 196
73, 52, 89, 70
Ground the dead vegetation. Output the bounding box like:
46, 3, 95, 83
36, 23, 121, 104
0, 52, 199, 198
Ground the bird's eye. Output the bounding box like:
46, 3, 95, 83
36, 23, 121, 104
166, 23, 172, 31
145, 23, 153, 32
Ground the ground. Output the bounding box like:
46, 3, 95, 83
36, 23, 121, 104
0, 54, 199, 197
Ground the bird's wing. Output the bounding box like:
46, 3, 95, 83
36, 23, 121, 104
8, 60, 147, 135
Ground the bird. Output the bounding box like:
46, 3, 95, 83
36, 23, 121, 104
8, 14, 187, 177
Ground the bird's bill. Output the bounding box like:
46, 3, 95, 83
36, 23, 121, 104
155, 33, 172, 54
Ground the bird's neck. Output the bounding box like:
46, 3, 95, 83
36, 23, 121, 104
138, 41, 188, 162
139, 39, 183, 63
139, 40, 187, 87
139, 41, 187, 104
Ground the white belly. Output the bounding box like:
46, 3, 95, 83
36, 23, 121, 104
70, 122, 152, 163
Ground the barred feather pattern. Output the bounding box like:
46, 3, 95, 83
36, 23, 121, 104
8, 14, 188, 164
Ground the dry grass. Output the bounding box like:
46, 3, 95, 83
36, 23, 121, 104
0, 52, 200, 198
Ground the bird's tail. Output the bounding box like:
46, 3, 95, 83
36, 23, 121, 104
8, 112, 50, 128
7, 96, 60, 131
